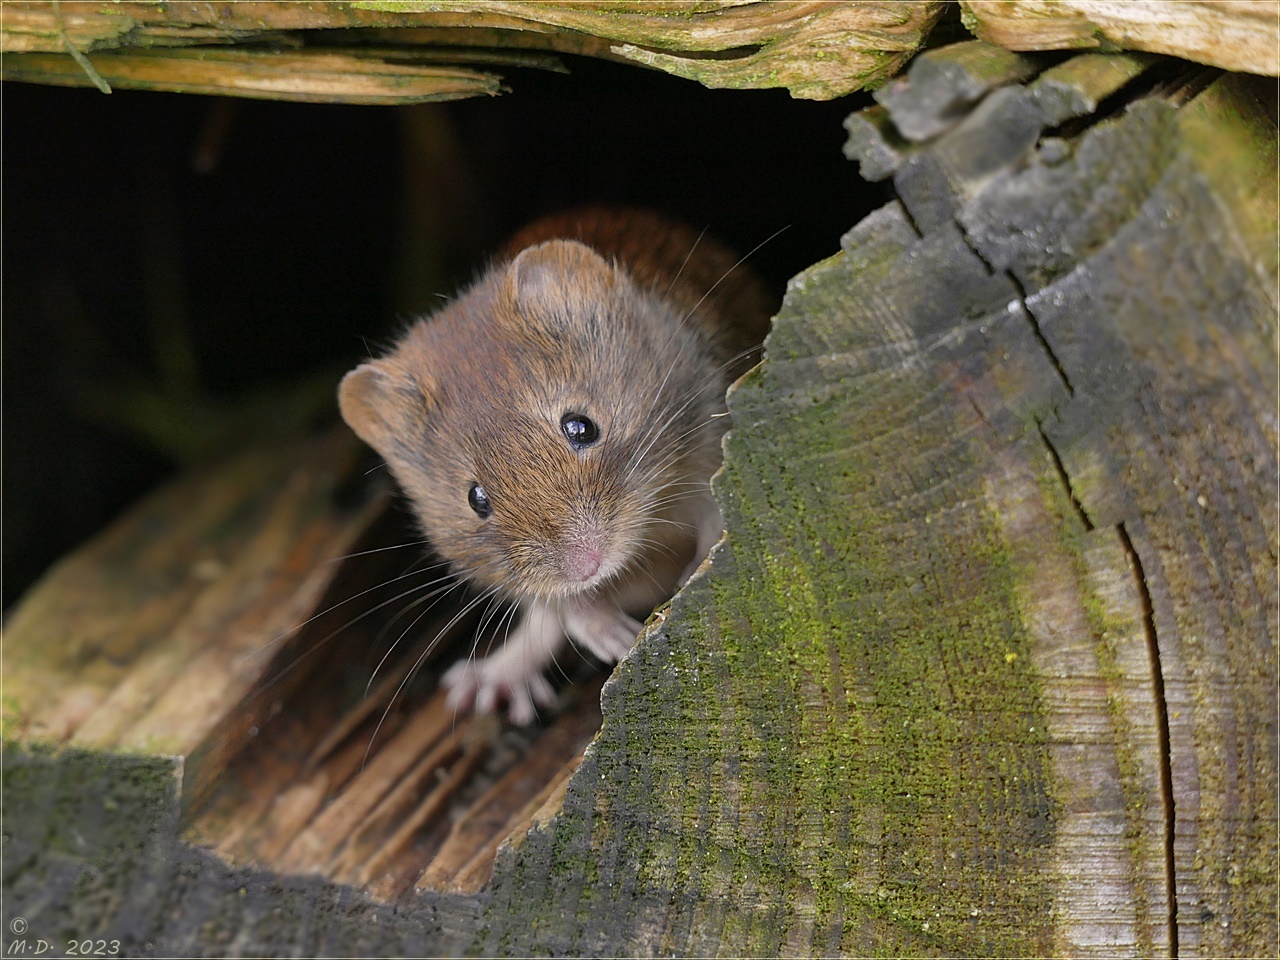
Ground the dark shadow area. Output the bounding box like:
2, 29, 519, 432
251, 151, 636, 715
3, 54, 883, 607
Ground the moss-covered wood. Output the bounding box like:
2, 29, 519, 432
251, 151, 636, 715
473, 62, 1272, 956
0, 0, 947, 100
3, 42, 1275, 958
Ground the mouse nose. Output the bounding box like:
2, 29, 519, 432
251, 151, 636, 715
564, 529, 606, 583
565, 545, 604, 582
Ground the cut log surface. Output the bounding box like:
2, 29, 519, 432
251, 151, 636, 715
2, 42, 1275, 959
480, 58, 1272, 956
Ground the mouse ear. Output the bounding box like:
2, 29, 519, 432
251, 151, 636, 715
338, 360, 433, 457
509, 240, 614, 318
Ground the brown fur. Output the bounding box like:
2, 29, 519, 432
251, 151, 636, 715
338, 208, 775, 717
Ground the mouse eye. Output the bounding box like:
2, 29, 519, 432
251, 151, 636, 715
468, 483, 492, 519
561, 413, 600, 450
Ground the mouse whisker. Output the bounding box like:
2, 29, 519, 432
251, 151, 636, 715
324, 536, 436, 564
247, 565, 469, 695
629, 326, 703, 451
240, 556, 453, 667
362, 572, 479, 695
358, 556, 508, 699
633, 403, 732, 475
624, 395, 713, 485
638, 223, 782, 433
673, 223, 789, 336
662, 223, 708, 302
625, 374, 738, 483
364, 577, 510, 767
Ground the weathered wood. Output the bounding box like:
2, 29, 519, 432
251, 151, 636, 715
951, 70, 1278, 957
3, 0, 1273, 106
2, 41, 1274, 959
872, 39, 1049, 142
1028, 50, 1163, 126
0, 0, 946, 100
961, 0, 1280, 77
0, 47, 523, 104
843, 54, 1277, 958
1, 429, 382, 781
844, 50, 1162, 181
469, 48, 1275, 959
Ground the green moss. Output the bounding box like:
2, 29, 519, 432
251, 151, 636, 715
484, 175, 1074, 956
0, 694, 22, 740
2, 743, 180, 887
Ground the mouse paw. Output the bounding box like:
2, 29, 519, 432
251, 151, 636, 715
564, 603, 643, 664
443, 656, 557, 726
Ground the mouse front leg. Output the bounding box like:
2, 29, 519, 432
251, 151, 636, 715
563, 597, 643, 664
442, 599, 564, 725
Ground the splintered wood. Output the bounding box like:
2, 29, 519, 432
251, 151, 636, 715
197, 673, 603, 898
3, 424, 608, 898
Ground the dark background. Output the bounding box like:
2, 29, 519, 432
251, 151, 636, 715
2, 55, 884, 608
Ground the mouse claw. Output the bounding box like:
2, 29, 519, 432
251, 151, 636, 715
442, 659, 478, 712
475, 679, 501, 717
504, 685, 538, 727
442, 653, 559, 725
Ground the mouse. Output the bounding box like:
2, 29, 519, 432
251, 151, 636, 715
338, 207, 776, 724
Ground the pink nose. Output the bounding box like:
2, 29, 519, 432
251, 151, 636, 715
566, 546, 604, 582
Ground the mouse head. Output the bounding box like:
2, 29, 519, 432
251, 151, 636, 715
339, 239, 725, 601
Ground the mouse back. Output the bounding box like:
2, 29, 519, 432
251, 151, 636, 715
500, 207, 777, 381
